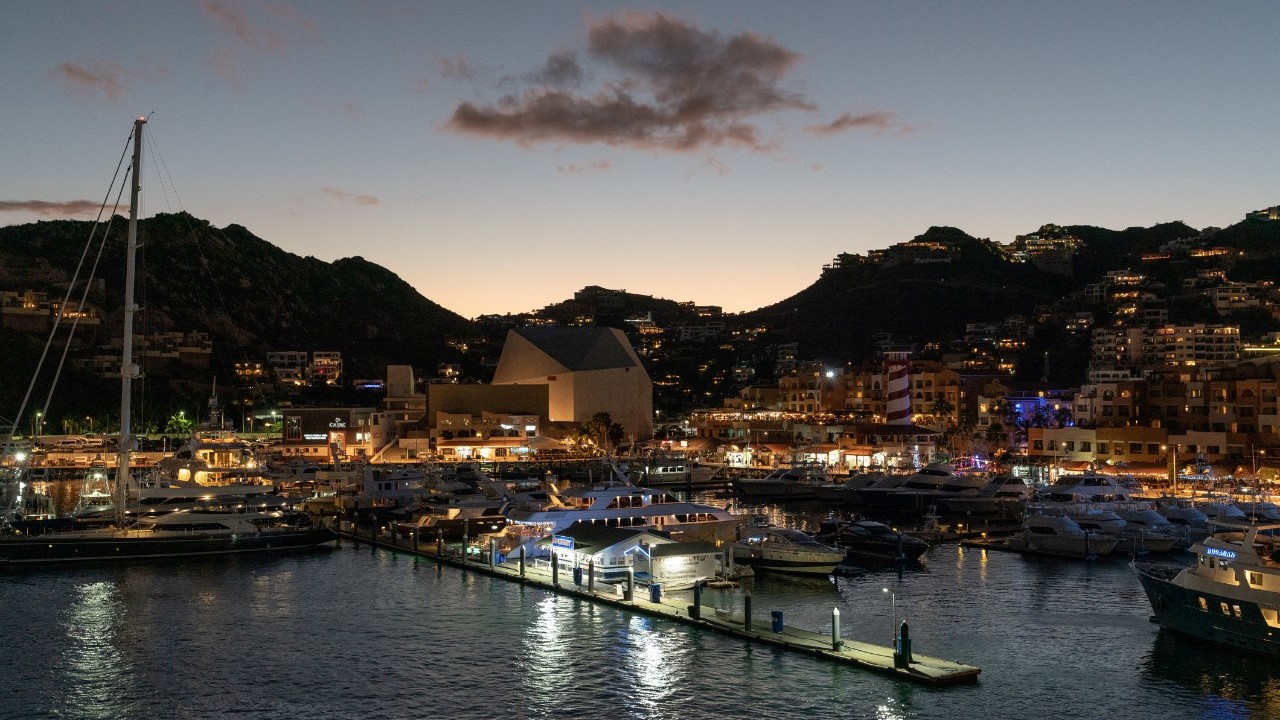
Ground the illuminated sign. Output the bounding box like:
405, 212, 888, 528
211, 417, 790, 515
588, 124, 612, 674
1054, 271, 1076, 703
1206, 547, 1237, 560
328, 417, 347, 428
551, 535, 574, 550
303, 433, 327, 441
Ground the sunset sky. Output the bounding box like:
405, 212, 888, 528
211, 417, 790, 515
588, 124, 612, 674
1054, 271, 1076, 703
3, 2, 1277, 319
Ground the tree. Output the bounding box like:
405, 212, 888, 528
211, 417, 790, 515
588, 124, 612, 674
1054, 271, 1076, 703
165, 411, 194, 436
581, 412, 625, 456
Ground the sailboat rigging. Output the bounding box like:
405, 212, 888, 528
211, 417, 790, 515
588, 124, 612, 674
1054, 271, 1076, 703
0, 116, 337, 564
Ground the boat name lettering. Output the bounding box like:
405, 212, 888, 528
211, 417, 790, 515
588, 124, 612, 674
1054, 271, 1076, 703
1205, 547, 1237, 560
551, 535, 574, 550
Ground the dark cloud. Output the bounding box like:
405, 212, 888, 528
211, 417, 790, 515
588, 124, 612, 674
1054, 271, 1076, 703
445, 12, 812, 152
440, 56, 477, 81
322, 187, 379, 206
51, 61, 126, 100
529, 50, 582, 88
807, 111, 916, 136
0, 200, 103, 216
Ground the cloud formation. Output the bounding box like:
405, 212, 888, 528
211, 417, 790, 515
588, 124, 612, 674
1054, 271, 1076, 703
322, 187, 379, 206
50, 60, 165, 101
0, 200, 102, 216
445, 12, 812, 152
201, 0, 318, 88
806, 111, 917, 136
556, 160, 611, 175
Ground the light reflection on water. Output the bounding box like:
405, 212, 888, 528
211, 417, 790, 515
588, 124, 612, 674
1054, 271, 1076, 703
3, 519, 1280, 719
61, 581, 131, 720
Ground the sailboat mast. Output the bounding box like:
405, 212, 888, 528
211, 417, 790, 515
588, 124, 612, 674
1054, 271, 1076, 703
114, 116, 145, 528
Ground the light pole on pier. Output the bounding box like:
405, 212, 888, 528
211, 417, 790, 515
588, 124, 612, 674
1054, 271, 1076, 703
883, 587, 897, 637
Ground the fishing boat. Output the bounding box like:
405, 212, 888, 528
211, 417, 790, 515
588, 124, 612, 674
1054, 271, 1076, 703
1133, 521, 1280, 657
0, 117, 336, 564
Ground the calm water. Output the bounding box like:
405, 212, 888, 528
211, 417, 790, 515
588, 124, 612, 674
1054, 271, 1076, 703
4, 524, 1280, 719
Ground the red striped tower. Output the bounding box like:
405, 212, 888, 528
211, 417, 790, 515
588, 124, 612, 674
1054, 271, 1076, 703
885, 351, 912, 425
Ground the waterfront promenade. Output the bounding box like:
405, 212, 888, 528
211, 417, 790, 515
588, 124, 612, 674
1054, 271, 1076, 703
337, 523, 981, 687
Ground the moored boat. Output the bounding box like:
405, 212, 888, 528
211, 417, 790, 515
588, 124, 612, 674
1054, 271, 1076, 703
731, 527, 844, 577
1133, 520, 1280, 657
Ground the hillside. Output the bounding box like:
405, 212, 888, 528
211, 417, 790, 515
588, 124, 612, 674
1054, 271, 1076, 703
0, 213, 475, 425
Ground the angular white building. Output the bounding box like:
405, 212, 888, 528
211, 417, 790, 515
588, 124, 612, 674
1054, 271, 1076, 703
491, 326, 653, 441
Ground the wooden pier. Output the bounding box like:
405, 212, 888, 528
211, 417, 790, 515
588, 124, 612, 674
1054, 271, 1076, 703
338, 526, 981, 687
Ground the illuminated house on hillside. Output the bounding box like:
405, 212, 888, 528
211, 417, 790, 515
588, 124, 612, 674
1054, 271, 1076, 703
491, 326, 654, 441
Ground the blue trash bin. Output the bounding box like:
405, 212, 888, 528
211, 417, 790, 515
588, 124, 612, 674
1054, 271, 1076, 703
572, 567, 583, 585
650, 584, 662, 603
771, 610, 784, 633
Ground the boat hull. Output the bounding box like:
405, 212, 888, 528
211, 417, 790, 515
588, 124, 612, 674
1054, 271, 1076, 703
1133, 562, 1280, 657
731, 547, 842, 577
0, 527, 338, 565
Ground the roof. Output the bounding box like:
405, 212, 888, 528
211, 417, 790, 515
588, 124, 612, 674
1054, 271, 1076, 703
512, 326, 638, 372
650, 541, 719, 558
534, 521, 662, 553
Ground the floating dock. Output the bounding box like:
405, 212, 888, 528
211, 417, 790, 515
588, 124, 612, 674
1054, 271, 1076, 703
338, 526, 980, 687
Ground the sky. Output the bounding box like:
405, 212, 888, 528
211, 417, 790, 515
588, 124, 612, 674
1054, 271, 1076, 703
2, 2, 1278, 320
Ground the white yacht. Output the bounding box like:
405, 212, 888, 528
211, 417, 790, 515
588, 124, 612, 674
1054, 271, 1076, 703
1067, 507, 1180, 554
731, 527, 845, 577
503, 475, 745, 543
1008, 512, 1120, 559
854, 462, 987, 514
733, 463, 833, 501
1036, 473, 1144, 507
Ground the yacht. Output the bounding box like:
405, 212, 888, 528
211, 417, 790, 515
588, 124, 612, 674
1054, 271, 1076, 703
0, 509, 335, 564
1006, 512, 1120, 559
503, 474, 745, 543
812, 518, 929, 566
731, 527, 845, 577
810, 471, 886, 506
1236, 501, 1280, 522
853, 463, 987, 514
1066, 507, 1180, 555
732, 463, 833, 501
1036, 473, 1144, 507
1133, 521, 1280, 656
621, 458, 721, 488
937, 474, 1034, 517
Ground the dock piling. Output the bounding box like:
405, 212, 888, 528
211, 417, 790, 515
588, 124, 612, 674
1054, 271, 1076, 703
832, 607, 842, 650
743, 591, 752, 631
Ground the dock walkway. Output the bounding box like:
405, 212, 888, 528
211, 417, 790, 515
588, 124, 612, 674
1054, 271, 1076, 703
338, 527, 980, 687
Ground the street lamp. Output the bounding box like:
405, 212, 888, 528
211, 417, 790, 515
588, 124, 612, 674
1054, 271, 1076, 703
882, 587, 897, 638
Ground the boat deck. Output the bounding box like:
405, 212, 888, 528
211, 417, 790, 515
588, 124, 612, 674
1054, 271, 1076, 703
338, 525, 980, 687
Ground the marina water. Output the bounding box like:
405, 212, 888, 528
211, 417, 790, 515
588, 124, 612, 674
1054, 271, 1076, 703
5, 507, 1280, 719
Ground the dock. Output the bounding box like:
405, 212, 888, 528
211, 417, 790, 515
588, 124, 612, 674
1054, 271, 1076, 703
338, 525, 981, 687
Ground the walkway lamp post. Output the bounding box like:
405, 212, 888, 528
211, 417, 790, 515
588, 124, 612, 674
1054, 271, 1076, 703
882, 587, 897, 638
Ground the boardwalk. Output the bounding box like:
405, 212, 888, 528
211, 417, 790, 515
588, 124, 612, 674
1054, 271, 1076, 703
339, 525, 981, 687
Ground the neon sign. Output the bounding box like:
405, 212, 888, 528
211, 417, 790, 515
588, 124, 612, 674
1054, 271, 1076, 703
1205, 547, 1237, 560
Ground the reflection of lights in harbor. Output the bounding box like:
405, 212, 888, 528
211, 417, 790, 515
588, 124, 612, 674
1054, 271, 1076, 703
625, 616, 677, 714
63, 582, 131, 720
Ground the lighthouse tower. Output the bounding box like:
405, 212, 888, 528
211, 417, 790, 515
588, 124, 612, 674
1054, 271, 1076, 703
884, 351, 912, 425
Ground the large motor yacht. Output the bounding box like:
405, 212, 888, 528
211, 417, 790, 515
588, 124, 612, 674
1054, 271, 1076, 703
503, 474, 745, 543
1133, 521, 1280, 657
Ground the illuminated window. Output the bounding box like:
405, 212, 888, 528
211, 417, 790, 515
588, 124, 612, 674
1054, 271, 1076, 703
1233, 605, 1243, 619
1198, 597, 1208, 611
1220, 602, 1230, 615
